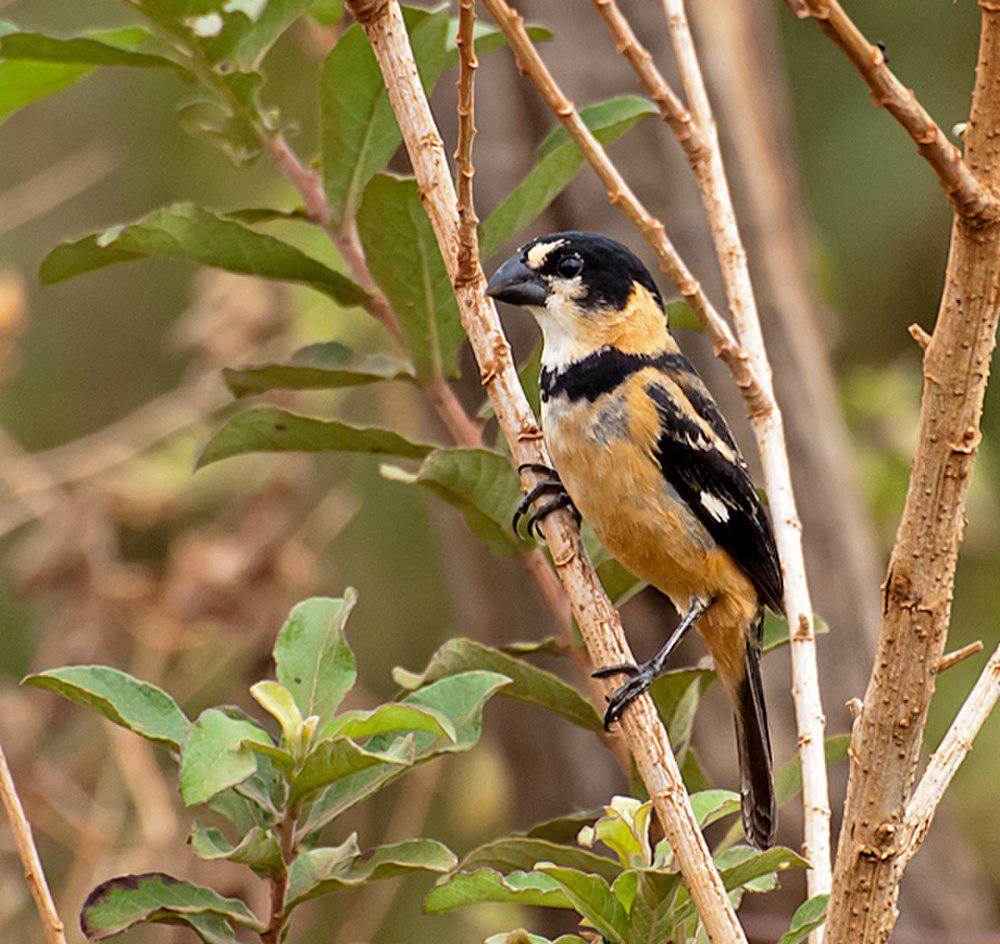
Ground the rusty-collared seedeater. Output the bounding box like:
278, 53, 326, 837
486, 232, 782, 849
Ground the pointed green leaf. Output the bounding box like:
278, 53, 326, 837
288, 838, 456, 906
596, 559, 644, 607
357, 174, 464, 380
625, 870, 683, 944
649, 667, 714, 732
382, 449, 523, 555
535, 866, 629, 943
425, 868, 572, 913
321, 8, 450, 226
666, 301, 703, 333
393, 638, 602, 732
479, 96, 658, 259
80, 873, 260, 942
23, 666, 189, 748
274, 594, 358, 724
394, 670, 511, 758
224, 341, 414, 397
320, 703, 456, 743
486, 934, 587, 944
778, 894, 829, 944
289, 736, 412, 804
461, 837, 620, 883
189, 822, 284, 878
40, 203, 368, 307
582, 797, 652, 870
524, 809, 605, 844
196, 406, 435, 469
180, 709, 272, 806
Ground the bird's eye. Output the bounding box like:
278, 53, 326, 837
556, 255, 584, 278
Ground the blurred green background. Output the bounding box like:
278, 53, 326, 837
1, 1, 998, 941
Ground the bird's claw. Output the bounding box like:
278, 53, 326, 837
599, 666, 658, 731
591, 663, 640, 679
512, 465, 580, 539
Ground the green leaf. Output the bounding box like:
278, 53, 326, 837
0, 25, 175, 124
303, 671, 509, 840
486, 934, 588, 944
393, 638, 602, 732
288, 838, 456, 906
39, 203, 368, 307
665, 301, 703, 333
180, 708, 272, 805
581, 797, 652, 870
395, 670, 511, 758
688, 790, 740, 829
778, 894, 829, 944
383, 449, 524, 555
425, 869, 572, 913
321, 7, 450, 227
596, 559, 644, 607
224, 341, 414, 397
479, 96, 658, 259
309, 0, 343, 26
536, 866, 629, 943
196, 406, 435, 469
357, 174, 464, 381
80, 872, 260, 942
177, 98, 262, 166
274, 594, 357, 725
23, 666, 189, 749
649, 668, 713, 733
0, 29, 176, 69
289, 736, 412, 804
189, 822, 284, 878
460, 837, 621, 884
775, 734, 850, 806
321, 703, 456, 744
523, 810, 605, 845
625, 870, 682, 944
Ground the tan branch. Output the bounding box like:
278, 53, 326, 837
826, 6, 1000, 941
790, 0, 999, 223
936, 640, 984, 675
0, 743, 68, 944
342, 2, 748, 940
896, 644, 1000, 870
590, 0, 832, 909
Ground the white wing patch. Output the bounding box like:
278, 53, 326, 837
700, 490, 730, 522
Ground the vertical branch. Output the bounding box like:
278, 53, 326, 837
826, 5, 1000, 941
454, 0, 480, 283
668, 0, 832, 911
341, 2, 749, 940
0, 743, 68, 944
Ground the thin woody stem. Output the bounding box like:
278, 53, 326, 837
0, 743, 68, 944
454, 0, 480, 283
787, 0, 999, 223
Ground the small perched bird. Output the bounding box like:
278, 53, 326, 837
486, 232, 783, 849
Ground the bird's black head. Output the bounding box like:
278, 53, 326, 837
485, 231, 664, 313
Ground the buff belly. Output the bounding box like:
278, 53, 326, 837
543, 388, 757, 688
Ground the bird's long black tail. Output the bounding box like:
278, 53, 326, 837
734, 634, 776, 849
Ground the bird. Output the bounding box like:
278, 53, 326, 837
485, 231, 783, 849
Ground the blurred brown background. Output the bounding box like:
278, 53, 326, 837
1, 0, 998, 941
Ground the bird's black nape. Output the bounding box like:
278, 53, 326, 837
519, 231, 665, 313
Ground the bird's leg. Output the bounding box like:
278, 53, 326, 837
593, 597, 713, 731
512, 463, 581, 538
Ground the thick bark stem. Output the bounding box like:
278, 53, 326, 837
825, 7, 1000, 942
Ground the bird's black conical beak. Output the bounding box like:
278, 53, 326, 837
485, 256, 548, 307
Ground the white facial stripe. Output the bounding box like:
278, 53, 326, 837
527, 238, 567, 270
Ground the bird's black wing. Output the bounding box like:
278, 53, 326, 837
647, 373, 784, 614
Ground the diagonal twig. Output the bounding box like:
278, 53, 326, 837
896, 644, 1000, 871
787, 0, 999, 223
0, 743, 68, 944
342, 1, 748, 940
454, 0, 480, 283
